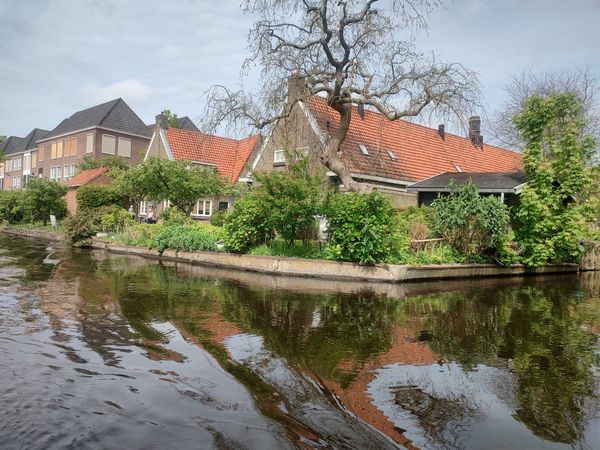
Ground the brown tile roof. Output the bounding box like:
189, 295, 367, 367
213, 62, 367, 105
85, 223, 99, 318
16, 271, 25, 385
165, 128, 259, 182
65, 167, 110, 188
306, 96, 522, 182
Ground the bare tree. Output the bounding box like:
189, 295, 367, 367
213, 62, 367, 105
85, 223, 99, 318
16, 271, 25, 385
203, 0, 480, 191
488, 66, 600, 152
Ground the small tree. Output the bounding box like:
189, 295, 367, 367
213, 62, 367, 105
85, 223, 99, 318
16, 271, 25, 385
161, 109, 180, 128
432, 181, 511, 261
514, 93, 597, 266
22, 178, 68, 225
79, 155, 129, 171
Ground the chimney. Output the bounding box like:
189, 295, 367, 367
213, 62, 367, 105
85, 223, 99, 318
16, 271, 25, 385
468, 116, 483, 146
438, 124, 445, 140
287, 75, 308, 104
155, 114, 168, 131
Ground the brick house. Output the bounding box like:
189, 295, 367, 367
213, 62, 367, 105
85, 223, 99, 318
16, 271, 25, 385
0, 129, 49, 190
142, 115, 260, 219
35, 98, 151, 183
250, 80, 523, 208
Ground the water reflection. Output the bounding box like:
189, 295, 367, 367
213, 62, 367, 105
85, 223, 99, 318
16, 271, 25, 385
1, 234, 600, 450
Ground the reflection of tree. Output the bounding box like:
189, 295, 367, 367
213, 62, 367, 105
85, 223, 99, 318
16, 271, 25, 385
499, 286, 599, 444
402, 284, 600, 445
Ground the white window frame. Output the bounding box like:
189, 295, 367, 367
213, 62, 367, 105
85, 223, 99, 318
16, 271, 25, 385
63, 164, 70, 180
118, 137, 132, 157
139, 200, 148, 216
273, 149, 286, 164
86, 133, 94, 154
13, 157, 22, 171
23, 153, 31, 175
5, 159, 12, 172
386, 149, 398, 161
358, 144, 370, 156
191, 200, 212, 217
101, 134, 116, 155
12, 176, 21, 190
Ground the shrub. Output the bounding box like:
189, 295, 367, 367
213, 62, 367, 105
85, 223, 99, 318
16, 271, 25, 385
100, 207, 135, 233
224, 196, 274, 253
21, 178, 67, 225
209, 209, 227, 227
0, 190, 25, 224
432, 181, 511, 261
154, 224, 223, 254
77, 185, 125, 210
160, 207, 193, 225
63, 205, 123, 246
323, 192, 397, 264
113, 224, 164, 248
249, 240, 323, 259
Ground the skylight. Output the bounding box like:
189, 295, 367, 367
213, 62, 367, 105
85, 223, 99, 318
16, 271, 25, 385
358, 144, 370, 156
453, 163, 463, 172
386, 149, 398, 161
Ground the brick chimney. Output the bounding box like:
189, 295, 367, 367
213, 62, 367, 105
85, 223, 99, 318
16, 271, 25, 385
438, 124, 445, 140
155, 113, 168, 131
468, 116, 483, 146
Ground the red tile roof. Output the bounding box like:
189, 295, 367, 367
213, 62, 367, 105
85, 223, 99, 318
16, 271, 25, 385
65, 167, 109, 188
165, 128, 259, 182
306, 96, 522, 182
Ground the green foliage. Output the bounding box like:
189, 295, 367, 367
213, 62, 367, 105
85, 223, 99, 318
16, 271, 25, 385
154, 224, 224, 254
253, 161, 322, 244
323, 192, 397, 264
161, 109, 180, 128
100, 207, 134, 233
209, 209, 227, 227
79, 155, 129, 171
112, 224, 164, 248
77, 184, 125, 210
249, 240, 323, 259
514, 93, 597, 266
432, 181, 511, 261
63, 208, 103, 246
387, 244, 466, 265
111, 164, 156, 216
127, 157, 228, 215
21, 178, 68, 225
160, 207, 193, 225
0, 190, 25, 223
223, 195, 274, 253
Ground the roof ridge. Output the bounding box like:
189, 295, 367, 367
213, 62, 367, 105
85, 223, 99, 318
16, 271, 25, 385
98, 98, 123, 127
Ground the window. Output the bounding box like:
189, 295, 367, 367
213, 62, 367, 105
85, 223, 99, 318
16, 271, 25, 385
39, 145, 45, 162
295, 146, 309, 159
13, 157, 22, 171
23, 153, 31, 173
64, 139, 71, 157
50, 166, 63, 181
162, 200, 171, 210
218, 201, 230, 211
453, 163, 463, 172
86, 133, 94, 153
12, 176, 21, 190
70, 138, 77, 156
358, 144, 370, 156
6, 159, 12, 172
386, 149, 398, 161
139, 200, 148, 216
63, 164, 70, 180
102, 134, 116, 155
57, 141, 63, 158
118, 137, 131, 157
273, 149, 286, 164
32, 152, 37, 169
71, 164, 77, 178
192, 200, 212, 217
51, 143, 57, 159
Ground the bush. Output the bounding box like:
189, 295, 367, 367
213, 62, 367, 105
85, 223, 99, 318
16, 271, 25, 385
63, 205, 124, 246
113, 224, 164, 248
209, 209, 227, 227
432, 181, 511, 261
22, 178, 67, 225
323, 192, 397, 264
77, 185, 125, 210
224, 196, 274, 253
0, 191, 25, 224
249, 240, 323, 259
154, 224, 224, 254
100, 207, 135, 233
160, 207, 192, 225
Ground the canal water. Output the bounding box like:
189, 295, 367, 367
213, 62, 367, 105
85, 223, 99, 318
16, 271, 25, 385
1, 234, 599, 450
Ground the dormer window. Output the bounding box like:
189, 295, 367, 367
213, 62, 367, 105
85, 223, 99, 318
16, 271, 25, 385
386, 149, 398, 161
358, 144, 370, 156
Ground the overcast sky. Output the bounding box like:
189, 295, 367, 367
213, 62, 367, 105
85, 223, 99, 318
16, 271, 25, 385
1, 0, 598, 138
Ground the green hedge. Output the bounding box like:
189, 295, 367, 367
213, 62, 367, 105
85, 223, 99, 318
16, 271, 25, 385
77, 185, 125, 209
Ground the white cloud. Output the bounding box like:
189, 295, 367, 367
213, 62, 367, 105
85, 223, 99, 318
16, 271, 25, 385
81, 79, 152, 104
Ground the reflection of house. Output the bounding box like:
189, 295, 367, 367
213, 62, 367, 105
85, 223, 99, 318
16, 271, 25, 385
63, 167, 112, 214
143, 114, 260, 219
251, 79, 523, 207
0, 129, 49, 190
407, 171, 528, 206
